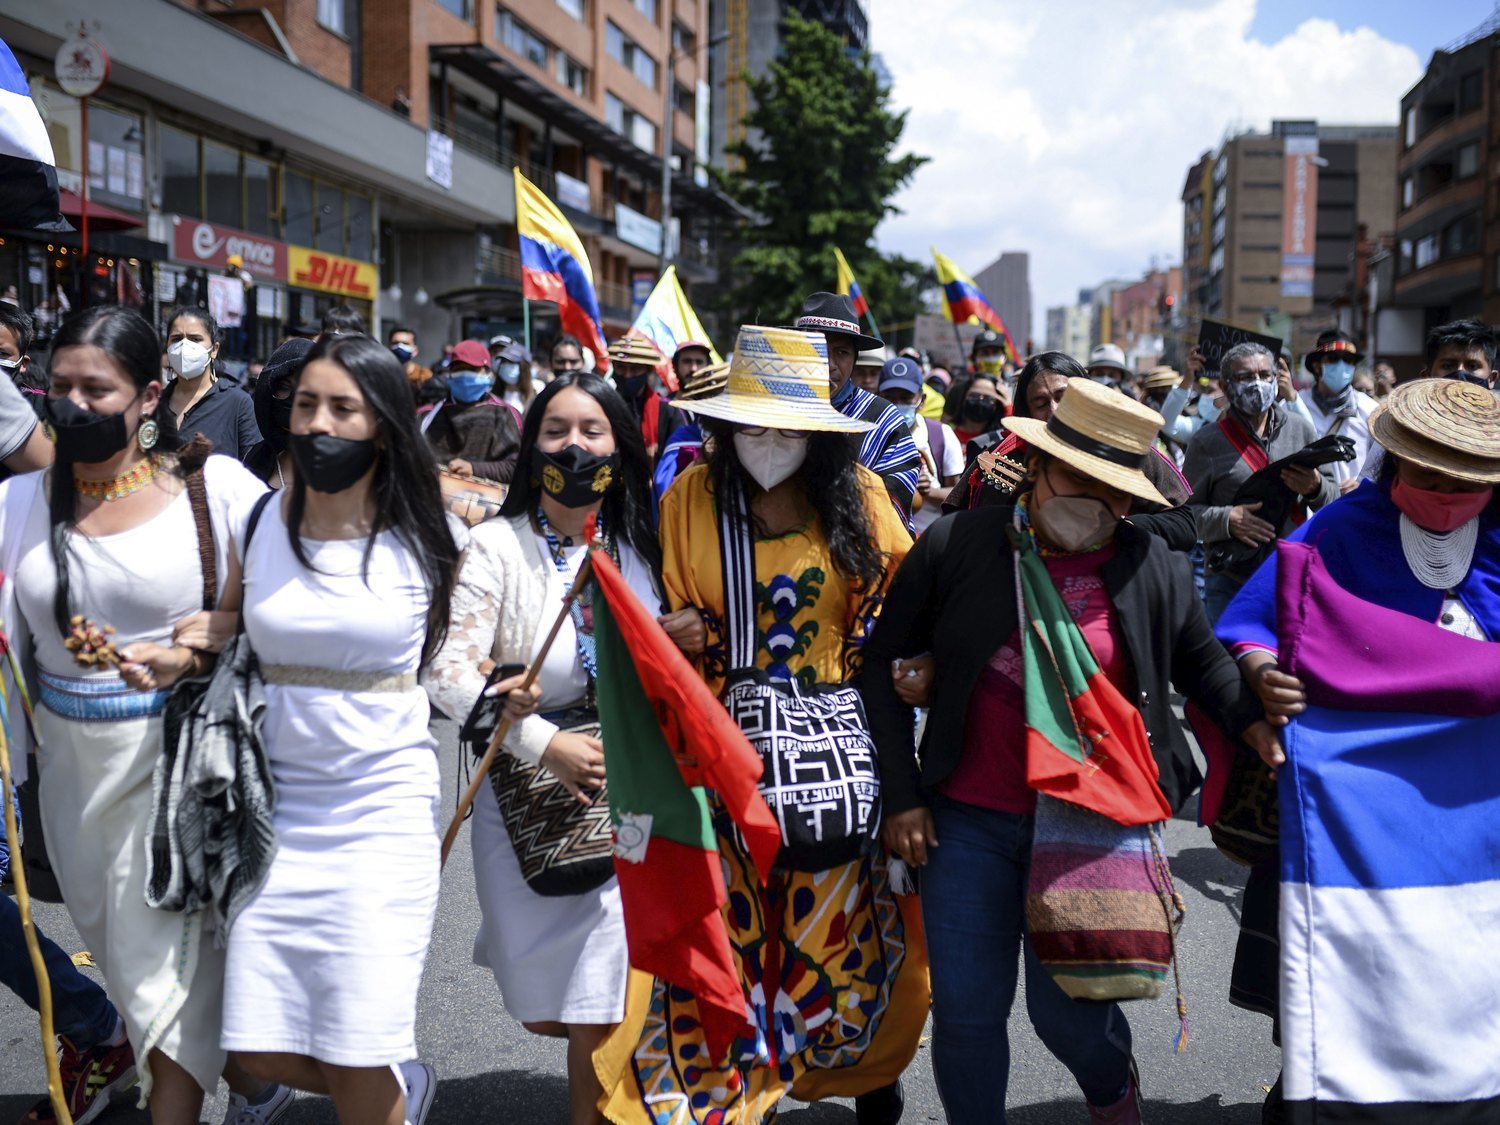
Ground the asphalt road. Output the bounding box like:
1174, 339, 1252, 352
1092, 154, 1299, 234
0, 715, 1281, 1124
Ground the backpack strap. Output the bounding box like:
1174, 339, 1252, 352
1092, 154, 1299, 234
716, 481, 759, 673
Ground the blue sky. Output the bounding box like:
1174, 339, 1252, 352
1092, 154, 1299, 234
870, 0, 1498, 317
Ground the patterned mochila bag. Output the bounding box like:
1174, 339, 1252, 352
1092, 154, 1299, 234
717, 483, 881, 872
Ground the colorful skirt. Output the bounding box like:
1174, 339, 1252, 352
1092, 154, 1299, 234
595, 809, 929, 1124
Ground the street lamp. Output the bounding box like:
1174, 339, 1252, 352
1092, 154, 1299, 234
660, 29, 731, 272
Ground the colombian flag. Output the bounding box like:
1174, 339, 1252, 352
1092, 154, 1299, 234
932, 246, 1019, 364
515, 167, 610, 372
626, 265, 721, 392
834, 247, 881, 339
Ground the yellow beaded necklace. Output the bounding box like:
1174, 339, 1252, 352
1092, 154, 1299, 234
73, 454, 163, 502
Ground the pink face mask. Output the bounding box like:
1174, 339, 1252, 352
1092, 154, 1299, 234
1391, 475, 1493, 532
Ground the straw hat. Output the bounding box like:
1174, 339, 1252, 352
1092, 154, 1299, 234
855, 344, 888, 368
1143, 366, 1179, 392
1369, 378, 1500, 484
607, 335, 663, 367
672, 326, 874, 434
674, 359, 729, 402
1003, 377, 1168, 505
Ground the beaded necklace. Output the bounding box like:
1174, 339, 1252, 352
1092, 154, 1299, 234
535, 507, 603, 683
73, 454, 163, 502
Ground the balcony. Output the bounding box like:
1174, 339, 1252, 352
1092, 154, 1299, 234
431, 114, 554, 195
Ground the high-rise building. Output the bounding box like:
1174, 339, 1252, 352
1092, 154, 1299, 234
1180, 119, 1397, 361
1045, 303, 1093, 361
972, 251, 1032, 354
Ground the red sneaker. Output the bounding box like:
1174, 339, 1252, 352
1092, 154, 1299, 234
1087, 1059, 1144, 1125
18, 1035, 138, 1125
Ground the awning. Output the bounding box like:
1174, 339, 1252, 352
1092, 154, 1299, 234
58, 190, 147, 232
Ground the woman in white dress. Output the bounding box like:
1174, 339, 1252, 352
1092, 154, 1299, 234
0, 306, 286, 1123
218, 335, 462, 1125
428, 372, 681, 1125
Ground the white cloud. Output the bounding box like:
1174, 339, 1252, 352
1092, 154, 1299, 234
867, 0, 1424, 331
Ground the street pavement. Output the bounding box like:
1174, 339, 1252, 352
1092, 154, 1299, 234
0, 714, 1280, 1124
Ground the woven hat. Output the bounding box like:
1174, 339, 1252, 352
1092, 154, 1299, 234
855, 344, 887, 368
1003, 377, 1168, 505
1143, 366, 1179, 392
672, 326, 874, 434
673, 360, 729, 402
607, 335, 663, 367
793, 292, 882, 350
1369, 377, 1500, 484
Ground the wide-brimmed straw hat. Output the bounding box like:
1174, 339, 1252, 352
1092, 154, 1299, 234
1143, 366, 1179, 392
674, 360, 729, 402
1003, 377, 1168, 505
607, 335, 663, 367
1369, 377, 1500, 484
672, 325, 874, 434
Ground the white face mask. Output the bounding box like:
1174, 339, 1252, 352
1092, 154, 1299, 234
734, 429, 809, 491
168, 339, 212, 379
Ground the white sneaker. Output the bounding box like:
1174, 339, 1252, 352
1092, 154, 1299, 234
222, 1083, 295, 1125
395, 1061, 437, 1125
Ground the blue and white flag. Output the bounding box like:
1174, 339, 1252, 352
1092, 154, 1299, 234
0, 38, 69, 232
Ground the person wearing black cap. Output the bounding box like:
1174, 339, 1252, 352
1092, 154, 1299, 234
245, 336, 313, 487
1295, 328, 1376, 494
971, 328, 1008, 379
794, 292, 921, 525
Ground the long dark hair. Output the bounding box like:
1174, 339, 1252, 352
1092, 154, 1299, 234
164, 305, 221, 380
1013, 351, 1085, 420
701, 419, 887, 590
288, 334, 460, 665
500, 372, 663, 580
47, 306, 186, 636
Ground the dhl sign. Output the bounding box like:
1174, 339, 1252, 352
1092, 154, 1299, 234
288, 245, 377, 300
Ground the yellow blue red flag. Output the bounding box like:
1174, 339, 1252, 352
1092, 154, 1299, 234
932, 246, 1019, 363
515, 167, 610, 371
626, 266, 720, 392
834, 247, 881, 340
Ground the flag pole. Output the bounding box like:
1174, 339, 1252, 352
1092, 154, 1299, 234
0, 715, 72, 1124
951, 319, 969, 374
440, 545, 597, 867
522, 297, 532, 360
866, 308, 883, 343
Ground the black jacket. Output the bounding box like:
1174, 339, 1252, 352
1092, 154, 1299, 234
860, 504, 1261, 817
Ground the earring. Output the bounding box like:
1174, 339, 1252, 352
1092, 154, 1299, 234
137, 418, 159, 451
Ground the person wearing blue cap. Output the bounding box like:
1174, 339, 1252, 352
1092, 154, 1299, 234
878, 354, 963, 534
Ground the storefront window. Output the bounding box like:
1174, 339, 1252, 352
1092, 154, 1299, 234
345, 194, 371, 261
160, 125, 201, 218
33, 82, 145, 214
244, 157, 276, 236
284, 172, 314, 245
315, 182, 343, 252
204, 143, 242, 227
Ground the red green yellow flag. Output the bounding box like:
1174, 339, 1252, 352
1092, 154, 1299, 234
589, 549, 781, 1062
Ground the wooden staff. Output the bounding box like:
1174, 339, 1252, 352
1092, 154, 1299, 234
0, 710, 72, 1124
440, 549, 598, 867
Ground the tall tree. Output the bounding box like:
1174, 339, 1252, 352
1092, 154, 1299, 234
718, 13, 928, 330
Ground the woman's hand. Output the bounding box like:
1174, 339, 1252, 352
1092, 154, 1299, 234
540, 730, 606, 804
882, 806, 938, 867
659, 607, 707, 656
171, 610, 239, 654
485, 672, 541, 723
891, 654, 935, 708
117, 643, 196, 692
1244, 656, 1307, 726
1241, 720, 1286, 774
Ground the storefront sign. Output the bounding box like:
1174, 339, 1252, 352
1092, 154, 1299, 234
288, 245, 377, 300
425, 130, 453, 190
614, 203, 662, 256
555, 170, 591, 213
55, 33, 109, 98
170, 216, 286, 281
1281, 133, 1319, 299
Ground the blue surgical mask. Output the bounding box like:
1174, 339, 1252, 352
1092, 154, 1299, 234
497, 361, 521, 386
1197, 393, 1222, 425
895, 404, 919, 426
391, 343, 415, 364
1319, 361, 1355, 394
448, 371, 494, 403
831, 375, 857, 411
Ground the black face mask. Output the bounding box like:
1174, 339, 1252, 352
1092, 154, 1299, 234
532, 443, 620, 508
42, 394, 140, 463
288, 432, 378, 493
615, 373, 650, 400
962, 397, 1000, 426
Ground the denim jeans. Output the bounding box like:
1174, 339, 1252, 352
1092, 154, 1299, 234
922, 797, 1133, 1124
1203, 570, 1246, 627
0, 891, 117, 1047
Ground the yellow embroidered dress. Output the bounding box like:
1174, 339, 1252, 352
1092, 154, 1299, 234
595, 462, 929, 1123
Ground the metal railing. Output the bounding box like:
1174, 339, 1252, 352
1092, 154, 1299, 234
430, 115, 554, 193
478, 243, 522, 282
598, 279, 633, 311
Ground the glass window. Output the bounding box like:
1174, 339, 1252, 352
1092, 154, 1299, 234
283, 172, 314, 246
556, 52, 589, 97
244, 157, 275, 236
345, 194, 371, 261
630, 113, 657, 154
556, 0, 584, 18
605, 92, 625, 133
317, 0, 345, 34
160, 125, 201, 218
1404, 106, 1417, 147
633, 0, 656, 20
315, 182, 343, 252
1460, 71, 1483, 113
434, 0, 472, 20
606, 20, 625, 63
672, 22, 693, 51
1402, 176, 1414, 208
632, 47, 657, 89
1444, 212, 1480, 256
204, 143, 241, 227
1458, 141, 1480, 179
1415, 233, 1440, 269
497, 11, 548, 66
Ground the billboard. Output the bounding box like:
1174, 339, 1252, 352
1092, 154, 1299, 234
1281, 134, 1319, 298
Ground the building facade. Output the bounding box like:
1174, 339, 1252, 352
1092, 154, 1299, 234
1110, 266, 1181, 373
1044, 302, 1092, 362
1, 0, 732, 369
972, 250, 1032, 354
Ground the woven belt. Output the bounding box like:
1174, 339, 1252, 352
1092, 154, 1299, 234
38, 670, 170, 722
260, 663, 418, 693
